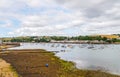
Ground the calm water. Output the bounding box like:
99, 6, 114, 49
9, 43, 120, 75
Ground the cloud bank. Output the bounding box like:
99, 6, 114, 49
0, 0, 120, 37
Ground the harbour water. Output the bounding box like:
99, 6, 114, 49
9, 43, 120, 75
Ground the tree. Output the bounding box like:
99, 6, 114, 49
102, 37, 107, 41
112, 38, 117, 43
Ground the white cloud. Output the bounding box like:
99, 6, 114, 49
0, 0, 13, 8
0, 0, 120, 36
9, 13, 84, 36
0, 19, 12, 28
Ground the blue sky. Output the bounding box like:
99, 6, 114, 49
0, 0, 120, 37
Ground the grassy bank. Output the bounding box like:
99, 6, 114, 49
0, 50, 120, 77
0, 58, 19, 77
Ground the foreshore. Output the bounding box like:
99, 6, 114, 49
7, 41, 120, 44
0, 43, 20, 52
51, 41, 120, 44
0, 49, 120, 77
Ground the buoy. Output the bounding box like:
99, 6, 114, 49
45, 64, 49, 67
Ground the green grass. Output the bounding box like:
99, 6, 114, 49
9, 66, 21, 77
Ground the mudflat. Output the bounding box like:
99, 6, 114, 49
0, 49, 120, 77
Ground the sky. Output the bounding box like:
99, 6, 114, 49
0, 0, 120, 37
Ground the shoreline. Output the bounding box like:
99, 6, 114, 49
50, 41, 120, 44
0, 49, 120, 77
0, 43, 20, 52
51, 42, 110, 44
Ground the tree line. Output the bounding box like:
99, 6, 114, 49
3, 35, 120, 43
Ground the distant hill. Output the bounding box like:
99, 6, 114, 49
100, 35, 119, 39
92, 34, 120, 39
